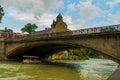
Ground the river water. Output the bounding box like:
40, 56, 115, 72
0, 58, 118, 80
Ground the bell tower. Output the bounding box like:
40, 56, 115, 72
56, 13, 63, 22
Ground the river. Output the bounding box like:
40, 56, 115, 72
0, 58, 118, 80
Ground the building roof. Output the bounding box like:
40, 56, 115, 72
57, 13, 62, 18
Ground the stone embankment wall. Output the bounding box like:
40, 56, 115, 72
0, 38, 6, 60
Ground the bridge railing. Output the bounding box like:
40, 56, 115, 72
26, 31, 73, 39
7, 24, 120, 41
72, 24, 120, 35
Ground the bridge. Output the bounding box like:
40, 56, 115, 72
0, 24, 120, 63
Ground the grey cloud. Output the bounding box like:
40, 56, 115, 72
0, 0, 61, 16
78, 0, 104, 20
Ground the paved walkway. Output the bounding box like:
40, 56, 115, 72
107, 67, 120, 80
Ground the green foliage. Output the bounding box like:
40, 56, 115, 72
52, 48, 96, 61
86, 50, 95, 58
73, 56, 79, 60
0, 5, 4, 23
54, 58, 60, 60
73, 49, 80, 56
21, 23, 38, 34
61, 56, 68, 60
72, 48, 95, 60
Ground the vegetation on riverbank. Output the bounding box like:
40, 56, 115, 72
72, 48, 96, 60
50, 48, 97, 61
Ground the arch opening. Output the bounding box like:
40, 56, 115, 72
7, 42, 120, 63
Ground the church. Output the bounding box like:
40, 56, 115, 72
32, 13, 69, 35
50, 13, 68, 32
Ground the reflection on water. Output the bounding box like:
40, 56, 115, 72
0, 58, 118, 80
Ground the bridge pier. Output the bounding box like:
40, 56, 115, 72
0, 38, 7, 60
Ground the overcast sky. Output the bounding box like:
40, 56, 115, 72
0, 0, 120, 32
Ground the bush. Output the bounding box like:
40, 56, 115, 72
72, 48, 96, 60
73, 49, 80, 56
61, 56, 68, 60
73, 56, 79, 60
54, 58, 60, 60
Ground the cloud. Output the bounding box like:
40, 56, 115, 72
78, 0, 104, 20
106, 0, 120, 9
0, 0, 71, 32
109, 12, 120, 23
0, 0, 116, 32
9, 9, 36, 21
67, 3, 75, 11
0, 0, 63, 18
68, 20, 85, 30
0, 0, 65, 31
36, 13, 57, 30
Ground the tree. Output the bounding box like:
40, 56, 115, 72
72, 48, 96, 60
0, 5, 4, 23
21, 23, 38, 34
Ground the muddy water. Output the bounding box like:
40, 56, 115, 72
0, 58, 118, 80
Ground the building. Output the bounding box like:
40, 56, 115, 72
51, 13, 68, 32
0, 27, 13, 38
0, 27, 23, 38
32, 13, 69, 35
12, 32, 23, 38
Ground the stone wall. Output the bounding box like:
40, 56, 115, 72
0, 38, 6, 60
